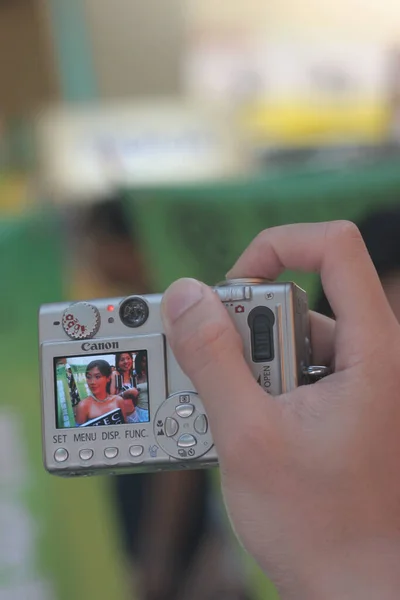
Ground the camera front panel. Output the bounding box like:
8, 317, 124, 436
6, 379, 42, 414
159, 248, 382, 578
39, 280, 310, 477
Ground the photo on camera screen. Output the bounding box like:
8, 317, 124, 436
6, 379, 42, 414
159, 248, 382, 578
54, 350, 149, 428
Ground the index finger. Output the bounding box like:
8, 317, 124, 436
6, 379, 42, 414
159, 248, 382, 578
227, 221, 395, 359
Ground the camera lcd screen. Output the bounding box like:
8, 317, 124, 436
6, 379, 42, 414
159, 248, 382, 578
54, 350, 149, 429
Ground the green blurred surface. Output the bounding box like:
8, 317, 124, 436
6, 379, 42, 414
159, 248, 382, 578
123, 158, 400, 599
125, 159, 400, 302
0, 212, 129, 600
4, 156, 400, 600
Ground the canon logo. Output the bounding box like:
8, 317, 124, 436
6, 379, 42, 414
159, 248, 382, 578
81, 341, 119, 352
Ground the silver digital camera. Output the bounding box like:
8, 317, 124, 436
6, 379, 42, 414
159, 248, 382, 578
39, 278, 322, 478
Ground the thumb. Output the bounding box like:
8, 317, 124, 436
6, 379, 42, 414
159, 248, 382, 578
161, 278, 279, 446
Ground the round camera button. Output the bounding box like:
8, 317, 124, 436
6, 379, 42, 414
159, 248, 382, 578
62, 303, 100, 340
129, 445, 144, 457
54, 448, 68, 463
104, 447, 119, 459
119, 297, 149, 328
79, 449, 94, 461
177, 434, 197, 448
175, 404, 194, 418
194, 414, 208, 435
165, 417, 179, 437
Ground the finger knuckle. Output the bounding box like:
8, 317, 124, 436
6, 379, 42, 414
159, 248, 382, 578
254, 227, 276, 250
327, 220, 363, 245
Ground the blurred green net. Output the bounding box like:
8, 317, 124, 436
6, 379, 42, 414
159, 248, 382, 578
125, 158, 400, 303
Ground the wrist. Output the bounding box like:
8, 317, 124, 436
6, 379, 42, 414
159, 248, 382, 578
279, 540, 400, 600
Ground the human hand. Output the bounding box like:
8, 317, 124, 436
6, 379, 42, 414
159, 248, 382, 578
161, 221, 400, 600
121, 388, 139, 401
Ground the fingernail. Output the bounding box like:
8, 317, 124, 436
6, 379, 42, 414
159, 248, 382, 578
225, 265, 237, 279
162, 278, 204, 325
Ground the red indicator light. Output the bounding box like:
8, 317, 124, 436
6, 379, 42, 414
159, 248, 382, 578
107, 305, 115, 312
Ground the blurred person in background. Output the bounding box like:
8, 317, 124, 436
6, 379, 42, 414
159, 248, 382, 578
78, 195, 251, 600
314, 206, 400, 322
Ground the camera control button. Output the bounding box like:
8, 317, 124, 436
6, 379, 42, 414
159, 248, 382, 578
175, 404, 194, 418
248, 307, 275, 362
129, 445, 144, 457
79, 449, 93, 461
165, 417, 179, 437
177, 434, 197, 448
119, 297, 149, 328
253, 315, 273, 358
54, 448, 68, 463
104, 447, 119, 459
179, 394, 191, 404
194, 414, 208, 435
62, 302, 100, 340
216, 286, 252, 302
154, 392, 213, 460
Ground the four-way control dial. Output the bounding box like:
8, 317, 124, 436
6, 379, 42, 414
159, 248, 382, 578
154, 392, 213, 461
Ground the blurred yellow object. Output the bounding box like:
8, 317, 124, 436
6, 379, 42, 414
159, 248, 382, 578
0, 173, 31, 215
240, 101, 390, 145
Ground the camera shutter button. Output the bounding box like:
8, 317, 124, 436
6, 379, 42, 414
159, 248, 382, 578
62, 303, 100, 340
